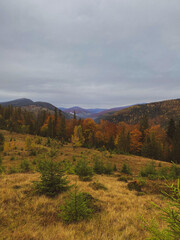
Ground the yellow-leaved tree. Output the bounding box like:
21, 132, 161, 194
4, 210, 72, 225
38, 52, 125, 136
72, 125, 84, 148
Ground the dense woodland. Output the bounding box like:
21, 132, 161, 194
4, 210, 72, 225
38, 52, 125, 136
0, 104, 180, 163
101, 98, 180, 126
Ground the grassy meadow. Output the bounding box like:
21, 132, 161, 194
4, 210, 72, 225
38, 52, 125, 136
0, 130, 176, 240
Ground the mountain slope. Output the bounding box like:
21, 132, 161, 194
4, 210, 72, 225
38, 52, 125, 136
98, 98, 180, 126
92, 105, 132, 120
0, 98, 34, 107
0, 98, 71, 119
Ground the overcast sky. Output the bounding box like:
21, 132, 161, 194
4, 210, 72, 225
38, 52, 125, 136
0, 0, 180, 108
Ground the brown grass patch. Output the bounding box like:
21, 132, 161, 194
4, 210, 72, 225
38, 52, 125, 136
0, 130, 172, 239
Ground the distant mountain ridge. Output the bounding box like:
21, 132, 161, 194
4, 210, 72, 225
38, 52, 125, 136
0, 98, 71, 119
59, 106, 107, 119
59, 106, 133, 119
2, 98, 179, 126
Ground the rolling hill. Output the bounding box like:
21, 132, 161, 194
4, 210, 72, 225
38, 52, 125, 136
97, 98, 180, 126
0, 98, 71, 119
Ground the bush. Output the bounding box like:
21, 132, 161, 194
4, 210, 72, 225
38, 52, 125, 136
113, 164, 117, 171
117, 175, 133, 182
35, 136, 42, 144
104, 162, 113, 175
20, 159, 31, 172
89, 181, 107, 191
0, 156, 4, 174
121, 163, 131, 175
29, 148, 37, 156
143, 180, 180, 239
35, 159, 70, 197
8, 166, 19, 174
60, 186, 93, 223
158, 167, 169, 179
93, 156, 105, 174
72, 155, 76, 162
75, 157, 93, 181
46, 137, 51, 147
25, 137, 32, 150
139, 161, 157, 178
63, 160, 75, 174
127, 181, 143, 192
168, 163, 180, 179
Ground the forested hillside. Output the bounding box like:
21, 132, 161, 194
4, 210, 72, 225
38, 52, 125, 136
98, 98, 180, 126
0, 104, 180, 163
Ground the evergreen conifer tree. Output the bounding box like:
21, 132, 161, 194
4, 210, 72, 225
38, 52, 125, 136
35, 159, 69, 197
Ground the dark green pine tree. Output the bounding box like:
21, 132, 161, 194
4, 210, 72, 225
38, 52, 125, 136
172, 124, 180, 164
141, 134, 162, 160
0, 115, 6, 129
167, 118, 176, 140
73, 111, 77, 120
53, 107, 58, 137
48, 116, 54, 138
59, 116, 66, 142
35, 159, 70, 197
60, 185, 93, 223
139, 114, 149, 142
0, 132, 4, 151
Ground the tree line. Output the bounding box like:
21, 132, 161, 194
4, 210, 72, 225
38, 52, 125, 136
0, 105, 180, 163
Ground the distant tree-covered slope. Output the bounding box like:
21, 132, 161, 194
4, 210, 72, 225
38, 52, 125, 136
0, 98, 71, 119
97, 98, 180, 126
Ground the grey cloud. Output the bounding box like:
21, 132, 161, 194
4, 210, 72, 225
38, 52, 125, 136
0, 0, 180, 108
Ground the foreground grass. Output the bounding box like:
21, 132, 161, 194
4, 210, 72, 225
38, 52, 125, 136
0, 173, 168, 240
0, 130, 173, 239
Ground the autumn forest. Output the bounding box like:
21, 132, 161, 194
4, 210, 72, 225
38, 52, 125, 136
0, 104, 179, 164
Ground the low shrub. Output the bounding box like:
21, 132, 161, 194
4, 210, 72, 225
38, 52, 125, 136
93, 156, 105, 174
89, 181, 107, 191
168, 163, 180, 179
104, 162, 113, 175
75, 157, 93, 181
117, 176, 129, 182
113, 164, 117, 171
20, 159, 31, 172
139, 161, 157, 178
8, 166, 19, 174
0, 156, 5, 174
29, 148, 37, 156
121, 163, 131, 175
158, 167, 169, 179
127, 180, 145, 192
63, 160, 75, 174
35, 136, 42, 144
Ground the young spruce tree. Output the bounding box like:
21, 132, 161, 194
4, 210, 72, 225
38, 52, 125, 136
35, 159, 69, 197
60, 185, 93, 223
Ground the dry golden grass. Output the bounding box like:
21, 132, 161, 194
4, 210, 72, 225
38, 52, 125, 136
0, 173, 168, 240
0, 130, 171, 240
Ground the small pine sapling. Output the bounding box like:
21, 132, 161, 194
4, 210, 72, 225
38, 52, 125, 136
60, 185, 93, 223
35, 159, 70, 197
